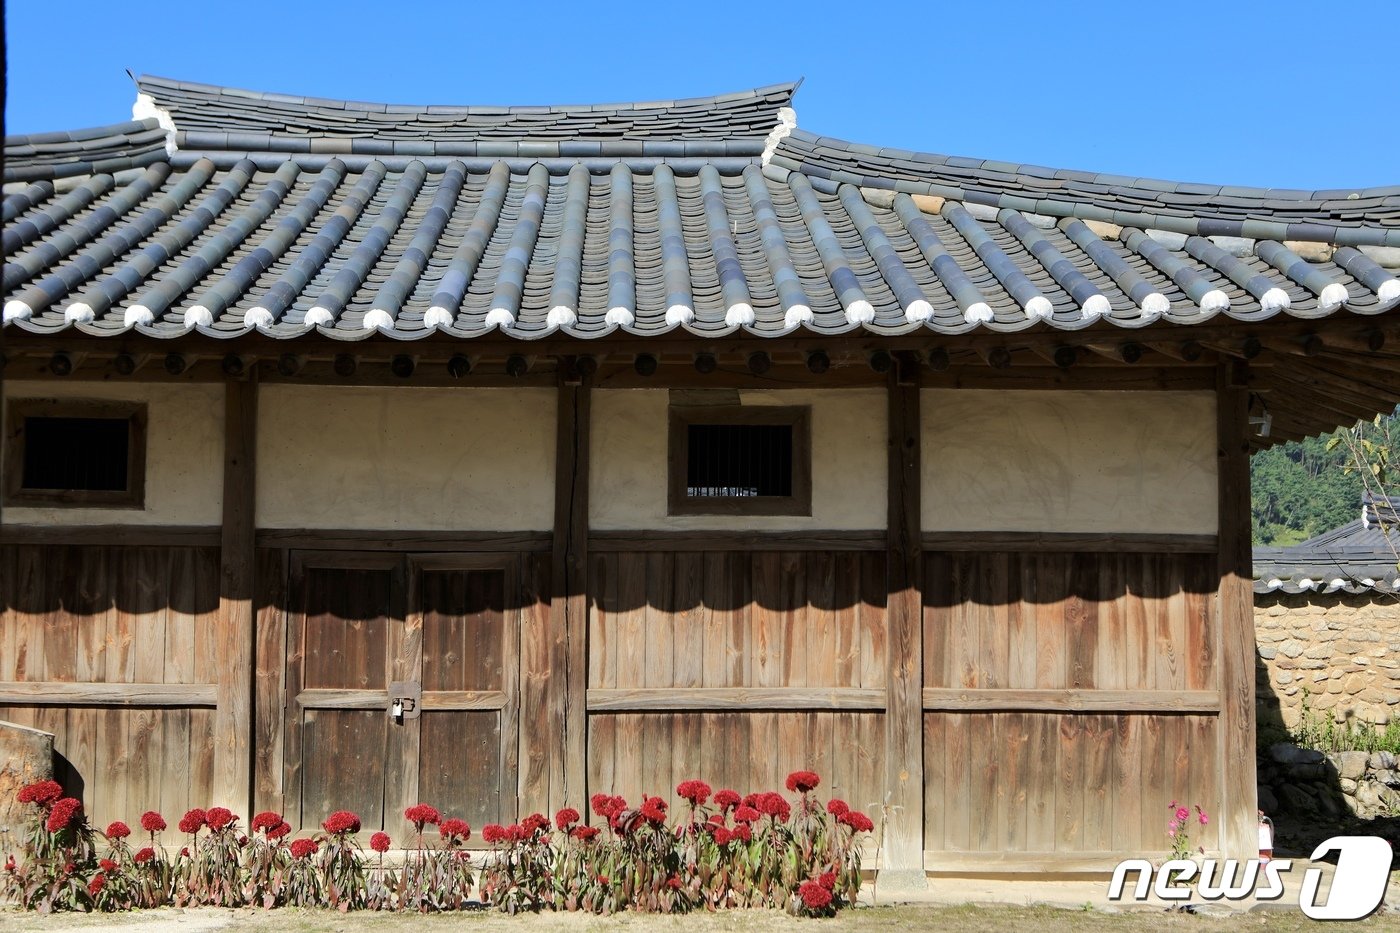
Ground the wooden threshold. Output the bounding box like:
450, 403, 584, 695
921, 688, 1221, 714
586, 687, 886, 712
0, 681, 217, 707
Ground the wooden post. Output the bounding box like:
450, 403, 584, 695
214, 376, 256, 815
883, 357, 926, 884
1216, 361, 1258, 860
549, 360, 590, 811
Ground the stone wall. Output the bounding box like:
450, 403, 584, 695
1255, 591, 1400, 729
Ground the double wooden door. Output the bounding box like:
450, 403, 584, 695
284, 552, 519, 834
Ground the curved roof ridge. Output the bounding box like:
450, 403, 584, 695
3, 118, 169, 183
136, 74, 799, 149
773, 128, 1400, 247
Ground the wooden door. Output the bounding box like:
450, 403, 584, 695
284, 552, 519, 834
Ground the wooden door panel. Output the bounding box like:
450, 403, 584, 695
419, 710, 503, 828
419, 566, 506, 692
301, 709, 387, 829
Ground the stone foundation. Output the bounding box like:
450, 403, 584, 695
1255, 591, 1400, 729
0, 720, 53, 844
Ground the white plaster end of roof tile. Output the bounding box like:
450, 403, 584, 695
424, 305, 456, 328
1146, 228, 1188, 250
1260, 288, 1292, 314
726, 303, 756, 327
1201, 289, 1231, 314
782, 303, 812, 328
1379, 279, 1400, 303
132, 92, 179, 156
185, 305, 214, 328
1284, 240, 1335, 263
859, 187, 896, 209
3, 299, 33, 323
1020, 211, 1056, 229
304, 306, 334, 327
604, 306, 633, 326
964, 302, 994, 325
1140, 292, 1169, 318
1211, 236, 1255, 258
486, 307, 517, 328
1084, 219, 1123, 240
905, 299, 934, 323
1024, 295, 1054, 320
845, 299, 876, 325
63, 302, 94, 323
665, 304, 695, 326
964, 203, 1000, 222
245, 307, 274, 329
760, 106, 798, 166
1318, 282, 1349, 312
1361, 245, 1400, 269
362, 308, 394, 331
124, 304, 154, 327
546, 305, 577, 327
1081, 294, 1110, 320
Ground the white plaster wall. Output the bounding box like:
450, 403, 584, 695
590, 388, 887, 530
921, 389, 1217, 534
256, 386, 555, 530
1, 379, 225, 525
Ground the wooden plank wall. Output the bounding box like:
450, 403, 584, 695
921, 551, 1222, 865
586, 549, 889, 812
0, 543, 220, 830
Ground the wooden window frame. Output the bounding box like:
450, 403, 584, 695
3, 398, 148, 509
667, 405, 811, 516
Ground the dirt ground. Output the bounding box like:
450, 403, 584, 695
1, 904, 1398, 933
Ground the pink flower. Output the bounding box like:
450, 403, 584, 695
1175, 807, 1190, 822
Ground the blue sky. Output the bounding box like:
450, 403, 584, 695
5, 0, 1397, 190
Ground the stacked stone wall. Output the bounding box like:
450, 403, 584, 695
1255, 591, 1400, 729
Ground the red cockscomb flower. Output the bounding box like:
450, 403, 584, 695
676, 779, 712, 806
370, 832, 391, 853
88, 873, 107, 897
17, 779, 63, 808
134, 847, 155, 865
570, 825, 600, 842
251, 811, 282, 834
819, 871, 837, 890
730, 823, 752, 843
785, 770, 821, 794
404, 803, 441, 831
46, 797, 81, 833
178, 847, 189, 858
140, 811, 166, 834
640, 796, 668, 825
591, 793, 626, 819
713, 827, 732, 846
482, 824, 508, 845
267, 820, 292, 840
3, 855, 13, 873
733, 805, 760, 824
99, 858, 118, 872
827, 798, 850, 817
521, 812, 550, 835
290, 838, 317, 859
322, 810, 361, 835
206, 807, 236, 831
439, 818, 471, 843
555, 807, 580, 830
105, 820, 131, 839
758, 792, 791, 823
178, 809, 206, 834
713, 789, 740, 812
666, 876, 681, 890
799, 879, 833, 910
840, 810, 874, 833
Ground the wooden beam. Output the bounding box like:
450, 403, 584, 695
0, 681, 217, 707
252, 529, 551, 551
0, 524, 222, 547
1216, 361, 1258, 861
921, 688, 1220, 714
587, 687, 886, 712
214, 376, 256, 816
551, 364, 591, 812
588, 530, 886, 552
920, 531, 1217, 554
884, 362, 924, 881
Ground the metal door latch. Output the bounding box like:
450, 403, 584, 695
388, 681, 421, 721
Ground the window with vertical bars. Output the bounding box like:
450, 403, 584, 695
4, 399, 146, 508
668, 405, 810, 515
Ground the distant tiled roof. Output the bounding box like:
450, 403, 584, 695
4, 79, 1398, 412
3, 119, 170, 182
1255, 495, 1400, 595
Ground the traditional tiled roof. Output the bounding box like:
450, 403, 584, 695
4, 119, 170, 182
4, 78, 1397, 350
1254, 495, 1400, 595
